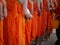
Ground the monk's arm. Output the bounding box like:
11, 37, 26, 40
54, 0, 58, 7
36, 0, 41, 12
0, 3, 3, 20
3, 0, 7, 17
18, 0, 32, 18
29, 0, 33, 14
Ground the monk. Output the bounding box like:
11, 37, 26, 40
25, 0, 33, 45
16, 2, 25, 45
39, 0, 48, 37
30, 0, 44, 45
0, 0, 7, 45
43, 0, 58, 40
53, 0, 60, 45
40, 0, 51, 40
0, 1, 3, 45
3, 0, 32, 45
3, 0, 18, 45
37, 0, 43, 37
16, 0, 33, 45
47, 0, 58, 34
31, 0, 38, 41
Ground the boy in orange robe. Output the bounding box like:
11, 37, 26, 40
31, 0, 43, 45
25, 0, 33, 45
42, 0, 58, 40
37, 0, 43, 37
31, 0, 38, 41
40, 0, 51, 40
4, 0, 32, 45
0, 1, 3, 45
40, 0, 48, 36
0, 0, 7, 45
3, 0, 18, 45
16, 2, 25, 45
17, 0, 33, 45
47, 0, 58, 34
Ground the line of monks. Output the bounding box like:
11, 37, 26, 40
0, 0, 59, 45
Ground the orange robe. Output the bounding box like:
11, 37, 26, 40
41, 10, 48, 35
3, 0, 18, 45
25, 1, 32, 45
47, 11, 53, 34
0, 21, 3, 45
40, 0, 48, 35
3, 17, 9, 45
37, 2, 47, 37
0, 0, 4, 45
31, 2, 38, 41
37, 11, 44, 37
46, 0, 58, 34
16, 2, 25, 45
46, 0, 53, 34
43, 0, 53, 35
48, 0, 59, 33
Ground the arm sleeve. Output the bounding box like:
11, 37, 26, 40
0, 3, 2, 17
23, 0, 31, 16
36, 0, 40, 12
29, 0, 33, 14
3, 0, 7, 17
0, 3, 4, 20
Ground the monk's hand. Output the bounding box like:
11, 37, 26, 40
0, 16, 4, 21
22, 0, 33, 22
25, 13, 32, 19
25, 13, 32, 22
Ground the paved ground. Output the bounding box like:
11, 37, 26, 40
41, 29, 57, 45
